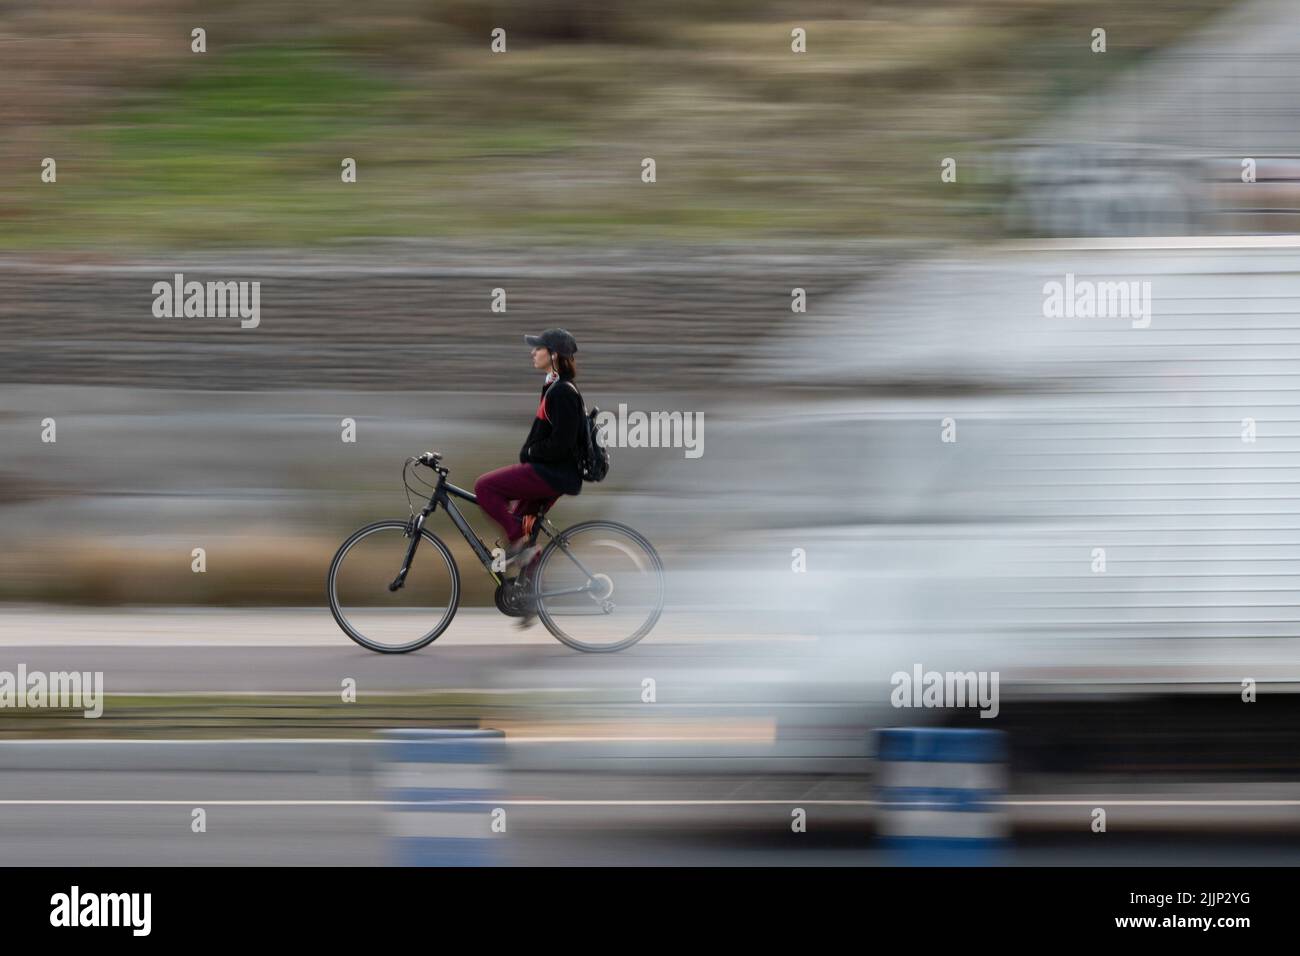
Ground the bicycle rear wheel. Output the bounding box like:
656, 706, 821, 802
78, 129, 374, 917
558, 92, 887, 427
532, 520, 665, 652
328, 520, 460, 653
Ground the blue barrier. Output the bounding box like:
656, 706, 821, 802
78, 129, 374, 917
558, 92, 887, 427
379, 728, 505, 867
875, 727, 1008, 864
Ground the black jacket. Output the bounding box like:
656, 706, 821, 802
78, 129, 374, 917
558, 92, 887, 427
519, 374, 584, 496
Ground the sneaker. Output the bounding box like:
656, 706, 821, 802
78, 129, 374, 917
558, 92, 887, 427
504, 534, 540, 570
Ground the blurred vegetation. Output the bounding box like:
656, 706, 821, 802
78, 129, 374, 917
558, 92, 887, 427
0, 688, 640, 738
0, 0, 1238, 250
0, 532, 496, 606
0, 691, 518, 739
0, 504, 649, 607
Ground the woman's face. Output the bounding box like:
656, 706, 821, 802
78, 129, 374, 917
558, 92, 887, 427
531, 346, 553, 371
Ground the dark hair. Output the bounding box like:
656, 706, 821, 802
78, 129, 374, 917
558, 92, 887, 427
554, 353, 577, 379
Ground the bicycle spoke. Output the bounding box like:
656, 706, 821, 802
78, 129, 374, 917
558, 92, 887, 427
533, 521, 664, 652
329, 522, 460, 653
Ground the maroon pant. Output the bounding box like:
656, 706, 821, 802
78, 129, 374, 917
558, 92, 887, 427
474, 463, 560, 543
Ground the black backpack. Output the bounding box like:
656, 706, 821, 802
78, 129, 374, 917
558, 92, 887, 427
558, 381, 610, 482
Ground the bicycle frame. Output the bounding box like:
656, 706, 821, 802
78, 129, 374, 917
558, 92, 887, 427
389, 464, 603, 600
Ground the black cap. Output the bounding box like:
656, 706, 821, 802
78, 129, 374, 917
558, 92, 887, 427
524, 328, 578, 356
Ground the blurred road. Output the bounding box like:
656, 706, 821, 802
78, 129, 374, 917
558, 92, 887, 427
0, 606, 783, 647
7, 802, 1300, 866
3, 606, 1298, 693
3, 746, 1300, 865
0, 606, 811, 693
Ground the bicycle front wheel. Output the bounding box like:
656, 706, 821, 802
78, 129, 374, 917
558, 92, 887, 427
533, 520, 665, 652
328, 520, 461, 653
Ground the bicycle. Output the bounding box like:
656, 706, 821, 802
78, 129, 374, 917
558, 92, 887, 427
327, 451, 665, 654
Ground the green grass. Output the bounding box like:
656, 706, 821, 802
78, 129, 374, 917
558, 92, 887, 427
0, 0, 1241, 250
0, 690, 608, 739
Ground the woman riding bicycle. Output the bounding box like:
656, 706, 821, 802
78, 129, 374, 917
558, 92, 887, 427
329, 326, 664, 651
474, 328, 585, 575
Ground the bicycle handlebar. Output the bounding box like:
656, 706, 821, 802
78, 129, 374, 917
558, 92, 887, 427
416, 451, 443, 467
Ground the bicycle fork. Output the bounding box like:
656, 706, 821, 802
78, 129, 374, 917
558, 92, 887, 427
388, 508, 432, 592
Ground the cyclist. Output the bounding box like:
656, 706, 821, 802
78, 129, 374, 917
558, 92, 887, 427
474, 329, 584, 584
